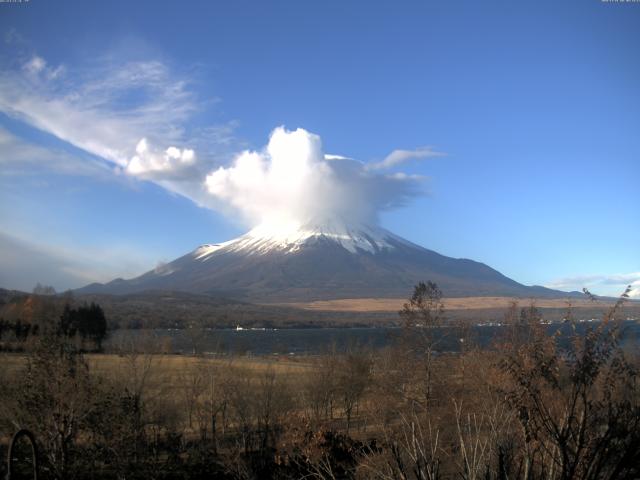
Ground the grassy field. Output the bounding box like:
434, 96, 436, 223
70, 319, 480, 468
272, 295, 628, 312
0, 353, 312, 389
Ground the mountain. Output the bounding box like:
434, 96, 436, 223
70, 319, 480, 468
77, 221, 568, 301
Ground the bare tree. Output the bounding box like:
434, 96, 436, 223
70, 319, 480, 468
498, 287, 640, 479
359, 409, 442, 480
181, 362, 206, 430
303, 351, 338, 426
336, 349, 372, 434
399, 281, 445, 409
5, 336, 97, 479
453, 398, 514, 480
186, 318, 206, 355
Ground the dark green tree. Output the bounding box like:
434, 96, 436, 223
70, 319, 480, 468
58, 302, 108, 351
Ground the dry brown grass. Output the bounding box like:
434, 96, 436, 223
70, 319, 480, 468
0, 352, 313, 392
87, 352, 312, 373
270, 296, 619, 312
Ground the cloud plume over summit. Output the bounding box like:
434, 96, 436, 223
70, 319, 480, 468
204, 127, 423, 229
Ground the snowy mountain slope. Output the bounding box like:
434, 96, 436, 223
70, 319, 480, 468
77, 222, 567, 301
195, 221, 406, 257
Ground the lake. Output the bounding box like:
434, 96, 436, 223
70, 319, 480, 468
106, 320, 640, 356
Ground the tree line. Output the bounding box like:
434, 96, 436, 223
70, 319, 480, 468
0, 286, 107, 352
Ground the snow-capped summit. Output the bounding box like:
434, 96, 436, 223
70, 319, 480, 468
194, 220, 405, 258
77, 221, 565, 301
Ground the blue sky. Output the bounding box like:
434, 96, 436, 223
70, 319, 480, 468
0, 0, 638, 297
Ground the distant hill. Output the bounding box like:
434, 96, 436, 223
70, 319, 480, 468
0, 287, 28, 306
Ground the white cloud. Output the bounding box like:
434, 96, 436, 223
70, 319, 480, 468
22, 55, 46, 75
126, 138, 196, 179
367, 146, 445, 170
546, 272, 640, 299
205, 127, 422, 228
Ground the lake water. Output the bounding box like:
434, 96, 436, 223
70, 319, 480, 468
106, 321, 640, 356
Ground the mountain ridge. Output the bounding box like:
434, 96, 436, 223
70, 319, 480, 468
76, 222, 573, 301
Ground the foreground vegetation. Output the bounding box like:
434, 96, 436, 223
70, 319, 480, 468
0, 284, 638, 479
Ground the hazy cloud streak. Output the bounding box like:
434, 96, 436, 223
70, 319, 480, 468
0, 53, 239, 209
0, 231, 155, 291
546, 272, 640, 298
367, 146, 445, 170
0, 56, 194, 166
0, 127, 112, 178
